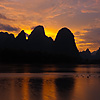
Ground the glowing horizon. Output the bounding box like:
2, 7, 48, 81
0, 26, 98, 52
0, 0, 100, 52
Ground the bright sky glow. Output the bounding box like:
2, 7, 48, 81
0, 0, 100, 51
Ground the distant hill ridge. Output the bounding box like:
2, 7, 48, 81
80, 47, 100, 63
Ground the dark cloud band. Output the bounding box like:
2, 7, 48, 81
0, 24, 20, 31
0, 13, 15, 21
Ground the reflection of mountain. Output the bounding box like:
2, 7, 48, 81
55, 77, 75, 100
0, 73, 75, 100
0, 25, 80, 63
29, 78, 43, 100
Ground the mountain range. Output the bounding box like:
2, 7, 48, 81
0, 25, 99, 63
80, 48, 100, 63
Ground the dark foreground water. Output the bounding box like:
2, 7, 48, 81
0, 64, 100, 100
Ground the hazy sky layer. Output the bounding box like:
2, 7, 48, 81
0, 0, 100, 51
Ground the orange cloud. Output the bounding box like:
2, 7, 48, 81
81, 10, 99, 13
0, 0, 100, 52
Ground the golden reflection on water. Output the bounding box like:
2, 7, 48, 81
75, 65, 100, 73
72, 74, 100, 100
42, 74, 57, 100
22, 77, 29, 100
0, 66, 100, 100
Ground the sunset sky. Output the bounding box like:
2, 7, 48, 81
0, 0, 100, 52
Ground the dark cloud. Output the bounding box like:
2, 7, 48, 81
82, 28, 100, 43
0, 24, 20, 31
76, 28, 100, 50
31, 26, 37, 30
0, 14, 8, 20
74, 31, 81, 35
0, 13, 14, 21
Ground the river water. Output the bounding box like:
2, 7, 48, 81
0, 64, 100, 100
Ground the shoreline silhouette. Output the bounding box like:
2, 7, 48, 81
0, 25, 99, 64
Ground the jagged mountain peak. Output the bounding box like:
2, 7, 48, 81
28, 25, 46, 41
31, 25, 45, 35
86, 48, 91, 53
16, 30, 26, 40
34, 25, 44, 30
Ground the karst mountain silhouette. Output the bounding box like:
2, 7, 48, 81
54, 27, 79, 57
28, 26, 53, 52
0, 25, 80, 63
